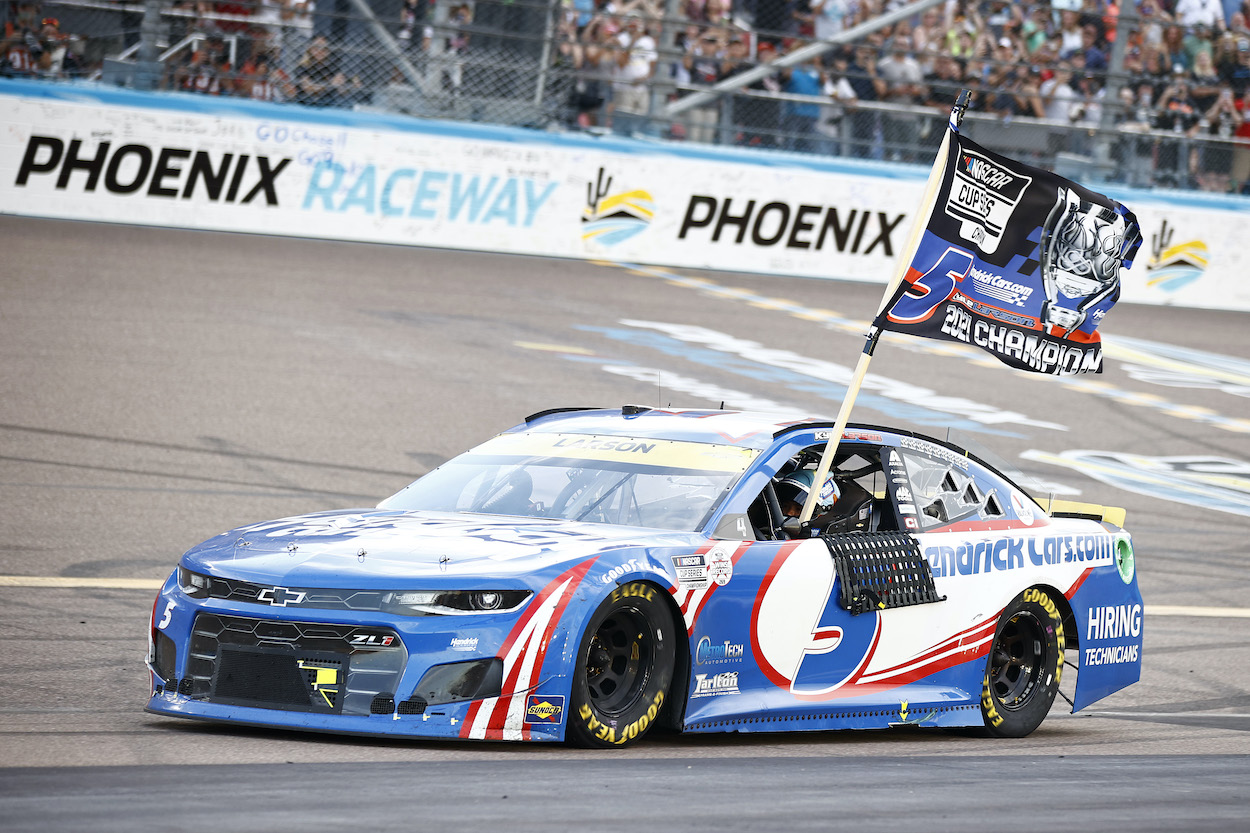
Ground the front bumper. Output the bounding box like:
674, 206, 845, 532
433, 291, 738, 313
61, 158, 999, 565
146, 573, 570, 742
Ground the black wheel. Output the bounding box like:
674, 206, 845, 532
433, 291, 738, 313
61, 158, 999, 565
979, 587, 1066, 738
567, 581, 675, 748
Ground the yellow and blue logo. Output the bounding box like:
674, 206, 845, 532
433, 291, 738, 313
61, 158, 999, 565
1144, 219, 1207, 293
582, 167, 654, 247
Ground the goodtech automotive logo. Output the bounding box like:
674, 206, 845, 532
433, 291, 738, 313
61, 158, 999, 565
14, 135, 291, 205
581, 167, 654, 246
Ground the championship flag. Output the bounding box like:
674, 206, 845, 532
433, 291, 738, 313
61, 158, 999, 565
871, 125, 1142, 375
798, 93, 1141, 524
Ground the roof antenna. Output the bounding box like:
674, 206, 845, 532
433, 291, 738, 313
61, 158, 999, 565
719, 401, 725, 409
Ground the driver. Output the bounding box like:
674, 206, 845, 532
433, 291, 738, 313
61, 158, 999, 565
776, 468, 840, 521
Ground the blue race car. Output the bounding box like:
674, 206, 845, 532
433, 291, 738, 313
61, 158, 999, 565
146, 407, 1142, 746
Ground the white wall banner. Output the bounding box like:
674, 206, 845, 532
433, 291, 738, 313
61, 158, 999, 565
2, 85, 1248, 313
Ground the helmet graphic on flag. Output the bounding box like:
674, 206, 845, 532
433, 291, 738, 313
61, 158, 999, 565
1040, 186, 1138, 335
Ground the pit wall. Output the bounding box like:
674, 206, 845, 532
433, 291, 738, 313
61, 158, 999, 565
3, 78, 1247, 313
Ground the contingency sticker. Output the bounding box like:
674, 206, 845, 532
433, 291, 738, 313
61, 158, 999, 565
673, 542, 735, 590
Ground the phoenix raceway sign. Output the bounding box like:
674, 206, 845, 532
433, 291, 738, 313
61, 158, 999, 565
2, 82, 1249, 312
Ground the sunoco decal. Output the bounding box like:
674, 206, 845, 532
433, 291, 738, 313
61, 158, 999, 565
523, 694, 565, 724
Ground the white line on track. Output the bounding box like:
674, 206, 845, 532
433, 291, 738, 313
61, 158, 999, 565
608, 262, 1250, 434
1, 577, 1249, 620
1081, 712, 1250, 719
0, 576, 162, 589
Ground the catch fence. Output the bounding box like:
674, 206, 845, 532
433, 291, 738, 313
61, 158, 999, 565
4, 0, 1249, 193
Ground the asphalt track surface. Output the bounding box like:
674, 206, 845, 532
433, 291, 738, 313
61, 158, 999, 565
2, 215, 1248, 831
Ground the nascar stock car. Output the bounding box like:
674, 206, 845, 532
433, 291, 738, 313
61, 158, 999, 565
146, 407, 1143, 747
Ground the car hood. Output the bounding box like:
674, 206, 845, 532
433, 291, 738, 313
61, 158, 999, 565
181, 509, 701, 586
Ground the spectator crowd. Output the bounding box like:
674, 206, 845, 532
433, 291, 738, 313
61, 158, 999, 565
550, 0, 1250, 190
6, 0, 1250, 190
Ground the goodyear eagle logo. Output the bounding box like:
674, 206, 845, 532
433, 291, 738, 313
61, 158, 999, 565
1144, 219, 1207, 293
581, 168, 654, 247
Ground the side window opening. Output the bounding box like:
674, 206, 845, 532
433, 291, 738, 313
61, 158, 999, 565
902, 448, 1006, 530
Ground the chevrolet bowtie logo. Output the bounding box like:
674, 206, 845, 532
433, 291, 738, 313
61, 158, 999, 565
257, 586, 307, 607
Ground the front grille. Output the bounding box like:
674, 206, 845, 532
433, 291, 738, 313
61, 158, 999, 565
199, 575, 388, 612
153, 631, 177, 683
185, 613, 406, 716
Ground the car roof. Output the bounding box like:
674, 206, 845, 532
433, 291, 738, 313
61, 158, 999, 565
514, 406, 860, 450
511, 407, 1035, 497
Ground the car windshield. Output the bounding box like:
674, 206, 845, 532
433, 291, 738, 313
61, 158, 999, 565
378, 431, 760, 532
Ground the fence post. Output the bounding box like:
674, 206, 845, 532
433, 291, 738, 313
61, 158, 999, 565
134, 0, 164, 90
1093, 8, 1135, 181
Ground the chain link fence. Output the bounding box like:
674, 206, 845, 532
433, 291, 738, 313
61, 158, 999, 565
5, 0, 1250, 194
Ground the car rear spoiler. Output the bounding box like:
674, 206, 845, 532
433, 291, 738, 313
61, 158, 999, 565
1036, 498, 1127, 530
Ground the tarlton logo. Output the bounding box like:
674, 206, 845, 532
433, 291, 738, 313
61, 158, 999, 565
582, 167, 654, 247
524, 694, 565, 724
696, 636, 745, 665
678, 196, 904, 255
691, 671, 739, 697
15, 135, 290, 205
256, 586, 307, 607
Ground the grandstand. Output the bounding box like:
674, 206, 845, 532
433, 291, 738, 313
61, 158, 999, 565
4, 0, 1250, 192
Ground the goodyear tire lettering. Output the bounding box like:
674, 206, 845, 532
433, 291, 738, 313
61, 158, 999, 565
568, 586, 674, 748
978, 588, 1065, 738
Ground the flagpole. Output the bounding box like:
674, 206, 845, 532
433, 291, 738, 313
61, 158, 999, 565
798, 91, 972, 526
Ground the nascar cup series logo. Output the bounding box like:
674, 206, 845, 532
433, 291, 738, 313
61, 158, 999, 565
945, 149, 1032, 254
581, 167, 654, 247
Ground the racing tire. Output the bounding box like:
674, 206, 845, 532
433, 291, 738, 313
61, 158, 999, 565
567, 581, 676, 748
979, 587, 1066, 738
